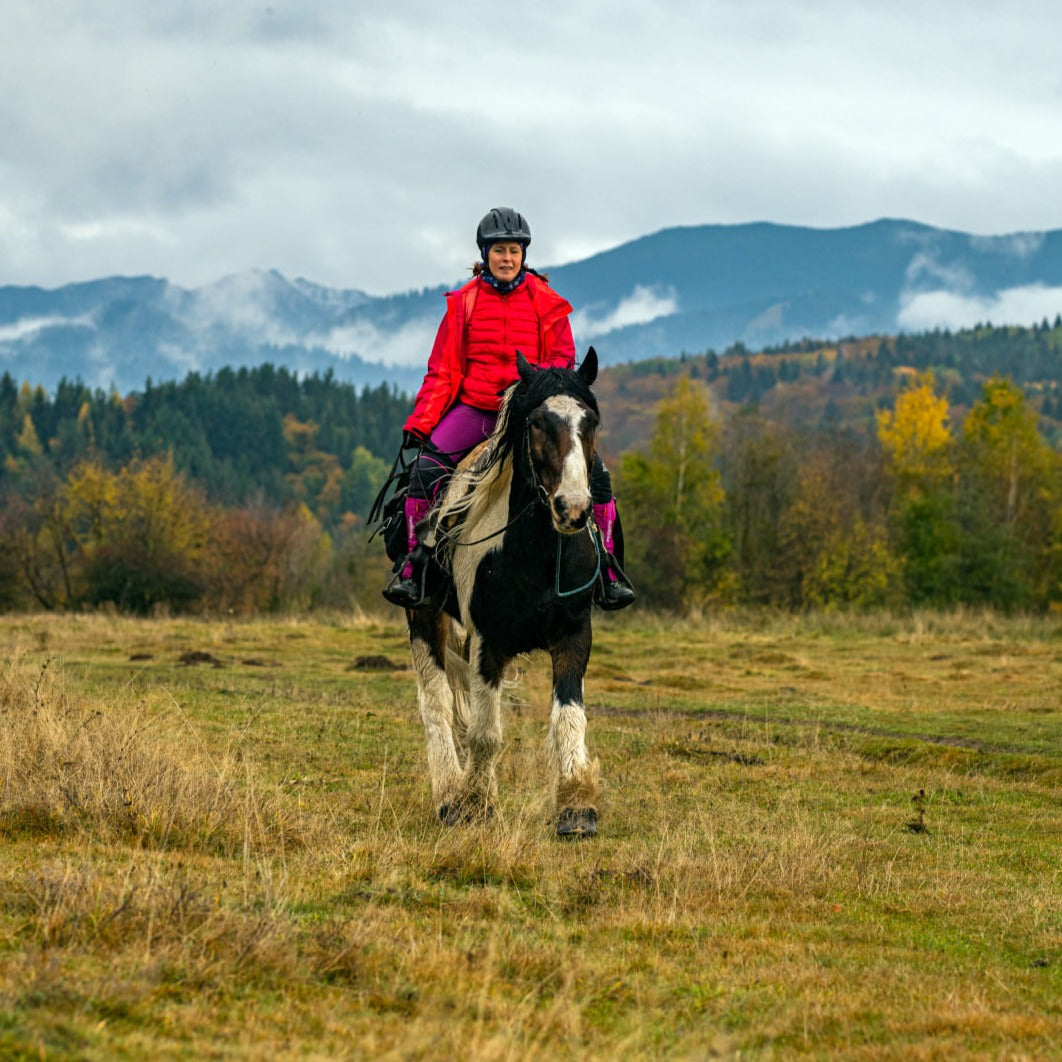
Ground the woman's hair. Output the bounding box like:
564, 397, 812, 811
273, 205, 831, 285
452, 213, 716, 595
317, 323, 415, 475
471, 261, 550, 283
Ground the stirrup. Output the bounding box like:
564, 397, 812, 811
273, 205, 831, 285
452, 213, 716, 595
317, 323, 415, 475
382, 548, 431, 609
594, 552, 636, 611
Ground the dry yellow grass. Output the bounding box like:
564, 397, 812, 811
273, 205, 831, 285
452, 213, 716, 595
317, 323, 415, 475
0, 609, 1059, 1059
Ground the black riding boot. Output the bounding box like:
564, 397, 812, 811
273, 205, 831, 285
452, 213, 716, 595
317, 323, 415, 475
595, 554, 636, 611
382, 545, 432, 609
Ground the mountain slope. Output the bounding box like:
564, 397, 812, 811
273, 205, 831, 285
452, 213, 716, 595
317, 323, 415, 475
3, 220, 1062, 394
552, 220, 1062, 362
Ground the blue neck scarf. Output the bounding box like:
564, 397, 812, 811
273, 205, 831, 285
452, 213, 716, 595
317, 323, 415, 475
480, 267, 527, 295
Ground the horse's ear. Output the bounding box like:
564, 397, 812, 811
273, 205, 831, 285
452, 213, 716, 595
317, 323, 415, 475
578, 347, 598, 386
516, 351, 534, 383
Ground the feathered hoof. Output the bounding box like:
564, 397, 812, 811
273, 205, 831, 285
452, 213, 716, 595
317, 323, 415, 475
556, 806, 598, 839
439, 800, 495, 826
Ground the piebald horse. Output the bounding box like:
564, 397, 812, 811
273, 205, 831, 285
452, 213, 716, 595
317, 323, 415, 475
407, 348, 604, 837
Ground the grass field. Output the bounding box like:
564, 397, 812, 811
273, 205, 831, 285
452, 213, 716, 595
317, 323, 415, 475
1, 608, 1059, 1060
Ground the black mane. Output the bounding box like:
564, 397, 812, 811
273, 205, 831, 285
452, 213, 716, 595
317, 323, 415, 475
495, 363, 600, 470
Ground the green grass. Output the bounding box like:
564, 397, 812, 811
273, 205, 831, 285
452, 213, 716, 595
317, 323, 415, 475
1, 609, 1060, 1059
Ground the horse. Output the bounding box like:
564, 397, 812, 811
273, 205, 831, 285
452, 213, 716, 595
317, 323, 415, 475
405, 347, 605, 838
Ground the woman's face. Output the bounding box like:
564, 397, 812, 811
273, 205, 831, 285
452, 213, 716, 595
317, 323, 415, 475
487, 242, 524, 283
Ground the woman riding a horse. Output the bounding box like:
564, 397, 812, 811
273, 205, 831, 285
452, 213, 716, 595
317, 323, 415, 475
382, 207, 635, 612
405, 345, 612, 836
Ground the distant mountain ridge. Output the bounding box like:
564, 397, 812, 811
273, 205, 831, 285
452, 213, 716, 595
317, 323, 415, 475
3, 219, 1062, 394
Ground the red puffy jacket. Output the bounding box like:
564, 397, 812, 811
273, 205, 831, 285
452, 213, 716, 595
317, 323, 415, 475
404, 273, 575, 437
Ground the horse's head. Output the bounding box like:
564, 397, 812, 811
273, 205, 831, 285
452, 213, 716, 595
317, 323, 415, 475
515, 347, 600, 534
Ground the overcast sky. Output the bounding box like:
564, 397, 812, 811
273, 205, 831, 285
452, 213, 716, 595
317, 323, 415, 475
3, 0, 1061, 296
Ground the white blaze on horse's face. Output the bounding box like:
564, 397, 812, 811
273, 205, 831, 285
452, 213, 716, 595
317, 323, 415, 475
529, 395, 598, 534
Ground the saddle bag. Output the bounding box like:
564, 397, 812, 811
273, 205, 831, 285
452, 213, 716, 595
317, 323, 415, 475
379, 477, 410, 563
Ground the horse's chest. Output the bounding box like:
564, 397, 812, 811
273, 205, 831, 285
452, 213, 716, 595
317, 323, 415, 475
468, 546, 585, 653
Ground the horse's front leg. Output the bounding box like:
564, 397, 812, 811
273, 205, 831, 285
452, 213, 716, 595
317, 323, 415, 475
548, 619, 599, 838
451, 629, 505, 821
408, 609, 464, 819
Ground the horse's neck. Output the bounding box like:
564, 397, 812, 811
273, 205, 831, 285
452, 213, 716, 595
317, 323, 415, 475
508, 439, 540, 515
505, 447, 554, 551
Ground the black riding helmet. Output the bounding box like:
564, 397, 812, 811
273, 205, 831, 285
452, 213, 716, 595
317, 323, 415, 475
476, 207, 531, 250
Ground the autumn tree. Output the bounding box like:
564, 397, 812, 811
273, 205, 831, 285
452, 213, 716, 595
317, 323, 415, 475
877, 372, 960, 603
207, 500, 332, 614
283, 414, 346, 525
65, 455, 216, 613
957, 377, 1062, 608
0, 475, 70, 609
0, 410, 74, 608
722, 412, 800, 604
773, 446, 898, 610
618, 376, 729, 609
342, 446, 390, 520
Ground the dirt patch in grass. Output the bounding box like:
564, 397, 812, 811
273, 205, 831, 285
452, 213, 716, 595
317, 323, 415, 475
178, 650, 224, 667
348, 655, 405, 671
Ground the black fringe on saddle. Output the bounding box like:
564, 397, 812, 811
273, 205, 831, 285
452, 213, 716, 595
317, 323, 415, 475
368, 441, 417, 562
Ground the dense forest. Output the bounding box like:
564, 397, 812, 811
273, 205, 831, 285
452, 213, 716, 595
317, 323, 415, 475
718, 317, 1062, 425
595, 315, 1062, 455
1, 321, 1061, 614
612, 320, 1062, 613
0, 366, 410, 613
0, 365, 408, 524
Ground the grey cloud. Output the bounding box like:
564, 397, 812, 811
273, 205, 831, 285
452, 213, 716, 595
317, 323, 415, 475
904, 254, 976, 295
898, 286, 1062, 332
571, 287, 680, 341
3, 1, 1062, 295
971, 232, 1046, 258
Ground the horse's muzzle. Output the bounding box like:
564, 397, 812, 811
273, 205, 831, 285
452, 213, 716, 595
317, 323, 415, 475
551, 492, 591, 534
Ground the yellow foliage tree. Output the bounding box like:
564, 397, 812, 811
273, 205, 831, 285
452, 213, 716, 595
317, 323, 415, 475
958, 376, 1062, 607
877, 372, 955, 488
283, 413, 346, 524
961, 376, 1056, 529
775, 452, 898, 610
4, 414, 44, 475
877, 373, 959, 603
63, 455, 215, 612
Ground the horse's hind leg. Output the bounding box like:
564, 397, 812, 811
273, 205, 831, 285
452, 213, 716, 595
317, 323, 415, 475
408, 609, 464, 819
549, 624, 599, 838
443, 620, 471, 757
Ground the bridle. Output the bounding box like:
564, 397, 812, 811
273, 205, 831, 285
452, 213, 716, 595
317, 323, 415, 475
523, 399, 603, 599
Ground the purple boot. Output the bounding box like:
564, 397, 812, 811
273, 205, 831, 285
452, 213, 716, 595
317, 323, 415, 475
382, 496, 432, 608
592, 499, 636, 610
